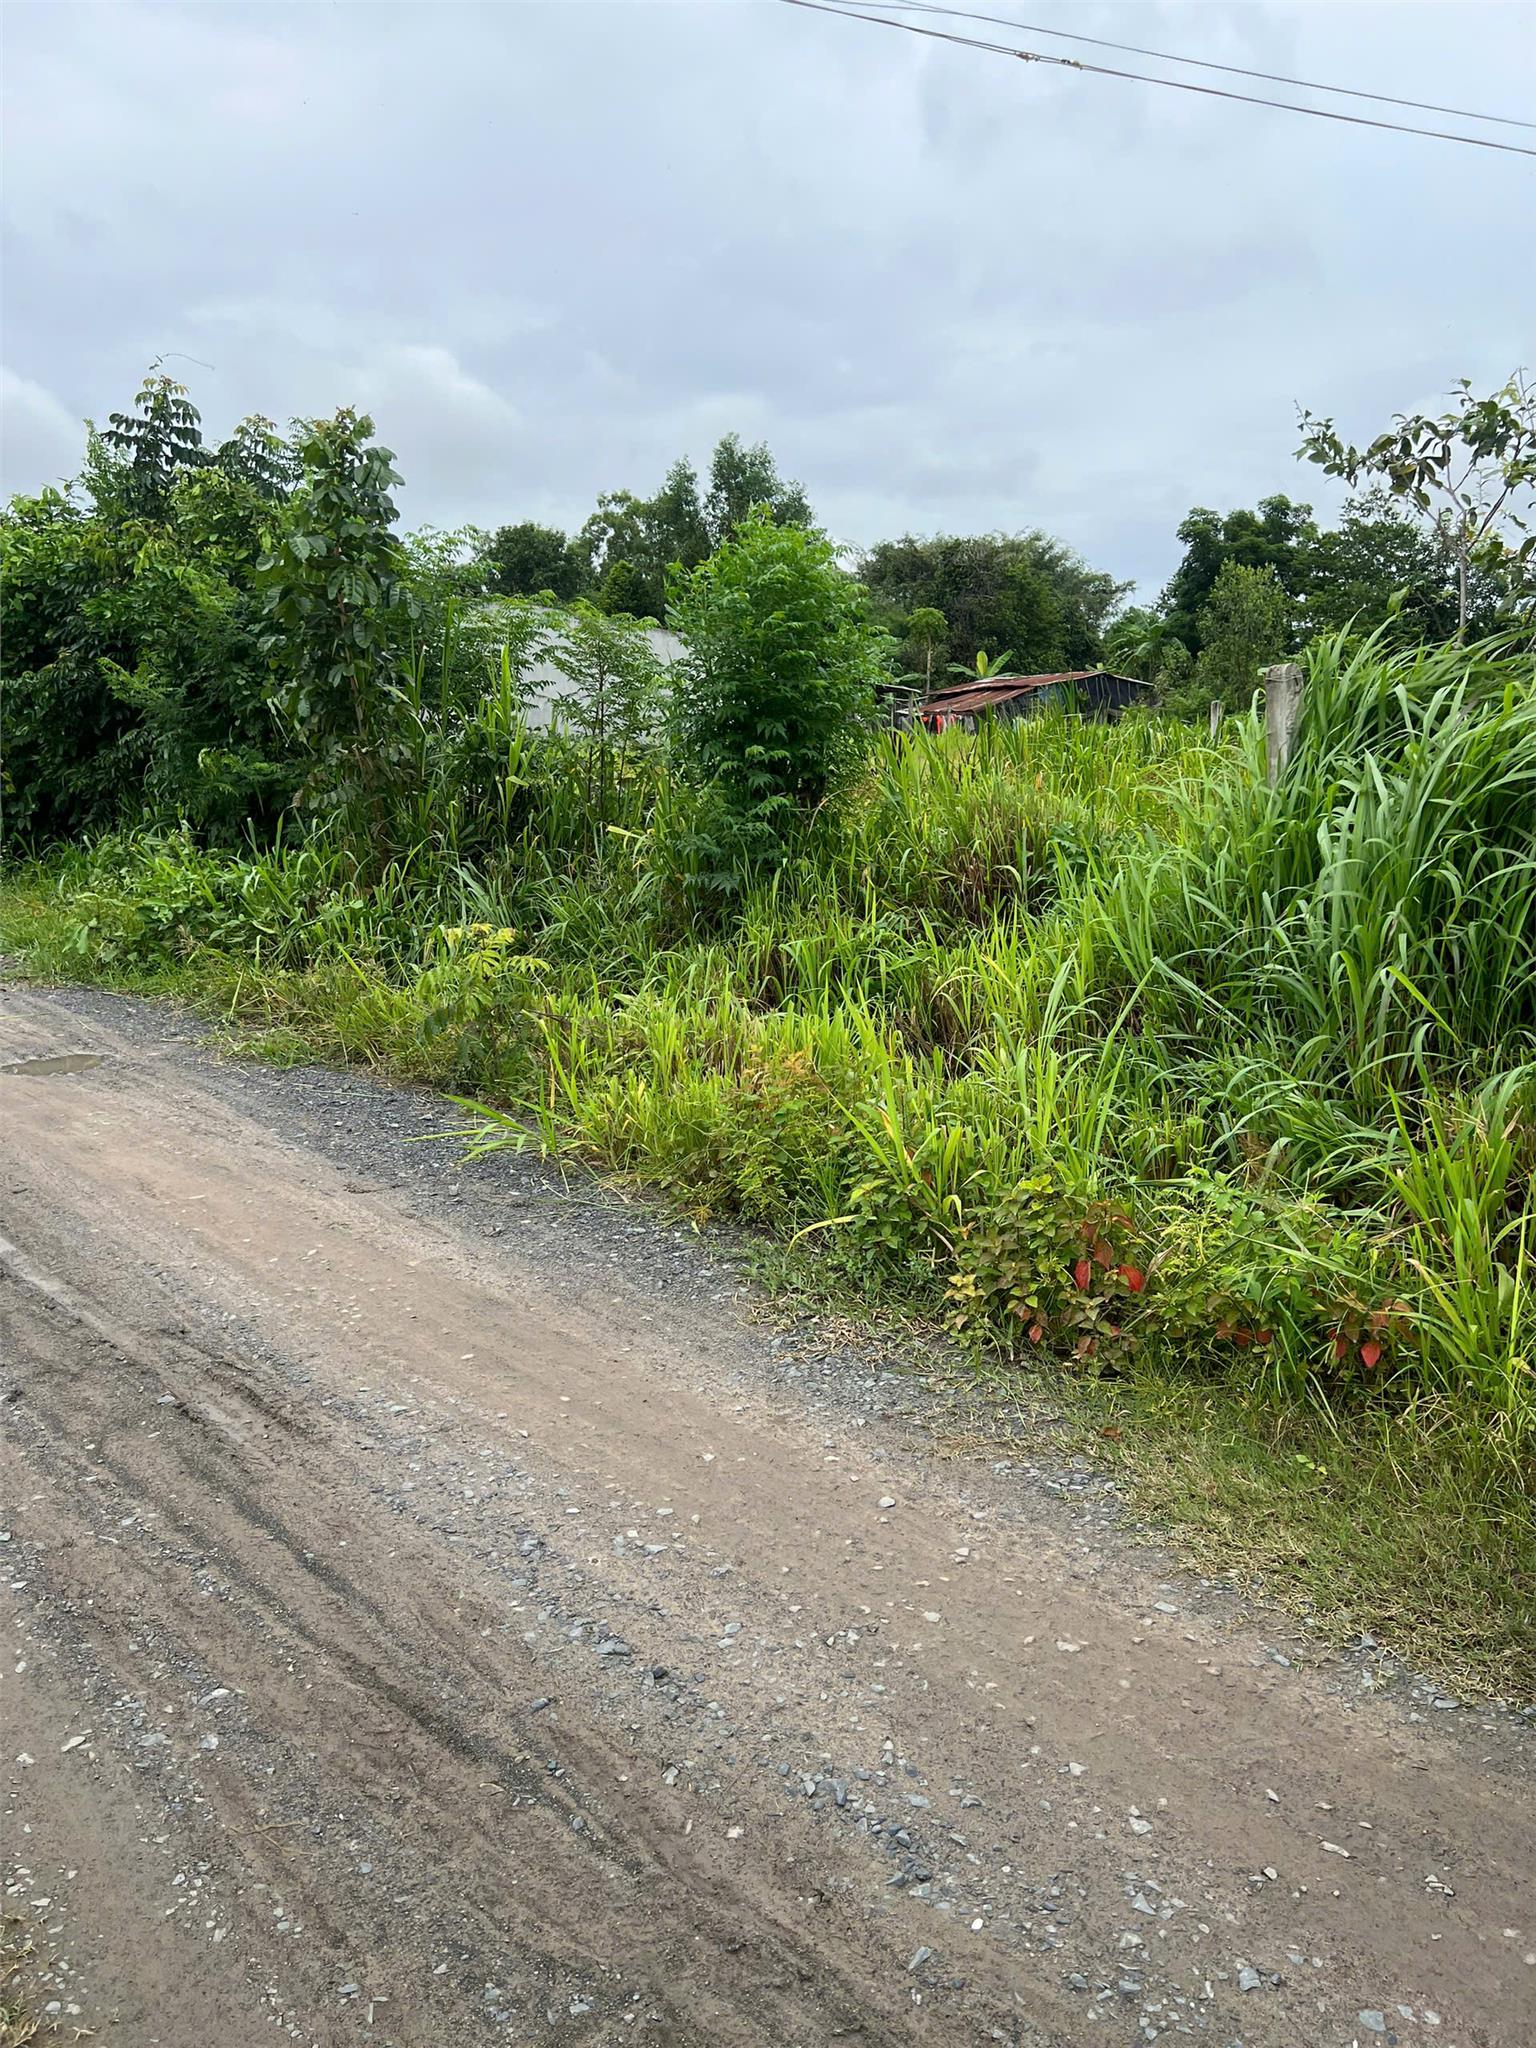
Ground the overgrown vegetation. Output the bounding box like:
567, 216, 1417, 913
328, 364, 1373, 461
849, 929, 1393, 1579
1105, 376, 1536, 706
4, 369, 1534, 1694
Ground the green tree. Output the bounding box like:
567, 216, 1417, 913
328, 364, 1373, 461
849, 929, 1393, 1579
667, 508, 879, 878
543, 601, 666, 852
1102, 603, 1181, 680
703, 433, 812, 545
575, 441, 809, 620
649, 457, 711, 568
257, 411, 417, 825
1298, 372, 1536, 634
578, 490, 664, 617
1303, 491, 1461, 643
860, 533, 1127, 674
212, 414, 298, 502
596, 557, 654, 618
1164, 561, 1289, 718
2, 486, 142, 841
2, 375, 298, 845
1000, 553, 1067, 669
902, 605, 948, 692
1, 480, 286, 843
1159, 496, 1317, 655
97, 367, 209, 520
483, 520, 587, 600
1153, 636, 1193, 704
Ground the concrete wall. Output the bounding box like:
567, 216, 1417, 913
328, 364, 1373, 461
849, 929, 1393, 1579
473, 619, 684, 730
528, 624, 684, 730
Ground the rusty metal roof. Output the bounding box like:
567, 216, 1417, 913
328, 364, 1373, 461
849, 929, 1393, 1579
917, 670, 1145, 719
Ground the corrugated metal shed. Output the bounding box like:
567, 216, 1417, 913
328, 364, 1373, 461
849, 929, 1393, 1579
917, 669, 1148, 727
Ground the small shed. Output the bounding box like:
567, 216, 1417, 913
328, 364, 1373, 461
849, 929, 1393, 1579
916, 669, 1150, 733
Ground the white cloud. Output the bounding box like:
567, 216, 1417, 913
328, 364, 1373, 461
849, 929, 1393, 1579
2, 0, 1531, 593
0, 367, 83, 498
345, 345, 525, 523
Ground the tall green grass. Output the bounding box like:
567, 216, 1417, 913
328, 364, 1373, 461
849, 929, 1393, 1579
5, 634, 1532, 1460
1094, 634, 1536, 1097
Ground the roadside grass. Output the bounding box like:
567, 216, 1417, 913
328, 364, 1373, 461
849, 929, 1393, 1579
5, 871, 1532, 1702
0, 1916, 47, 2048
4, 636, 1532, 1700
1050, 1372, 1535, 1702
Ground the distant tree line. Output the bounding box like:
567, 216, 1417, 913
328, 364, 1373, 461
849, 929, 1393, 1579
481, 449, 1133, 678
1106, 487, 1528, 718
6, 364, 1532, 855
481, 374, 1532, 712
1110, 375, 1536, 715
0, 374, 877, 878
480, 433, 812, 623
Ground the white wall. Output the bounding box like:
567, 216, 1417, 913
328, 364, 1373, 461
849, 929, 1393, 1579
476, 620, 683, 730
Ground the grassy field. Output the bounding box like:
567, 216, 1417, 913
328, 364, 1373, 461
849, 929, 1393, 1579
4, 632, 1533, 1695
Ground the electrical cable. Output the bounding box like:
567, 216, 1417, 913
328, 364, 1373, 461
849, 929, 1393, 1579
779, 0, 1536, 157
856, 0, 1536, 131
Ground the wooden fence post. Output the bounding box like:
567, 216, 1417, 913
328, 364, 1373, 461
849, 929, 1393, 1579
1263, 662, 1303, 785
1208, 700, 1224, 740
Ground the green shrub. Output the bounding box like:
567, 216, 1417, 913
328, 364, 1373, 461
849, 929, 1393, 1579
667, 506, 882, 891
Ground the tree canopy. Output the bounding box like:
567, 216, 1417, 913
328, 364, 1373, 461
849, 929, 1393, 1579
477, 435, 816, 626
668, 507, 879, 881
1298, 371, 1536, 634
483, 520, 587, 601
858, 532, 1130, 682
1147, 445, 1533, 711
3, 375, 301, 843
1158, 496, 1313, 656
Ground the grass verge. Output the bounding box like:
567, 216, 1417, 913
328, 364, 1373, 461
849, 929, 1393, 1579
4, 869, 1530, 1704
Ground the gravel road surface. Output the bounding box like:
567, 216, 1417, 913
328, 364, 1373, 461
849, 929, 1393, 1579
1, 980, 1531, 2048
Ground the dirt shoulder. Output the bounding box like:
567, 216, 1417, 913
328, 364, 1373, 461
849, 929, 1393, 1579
1, 980, 1531, 2047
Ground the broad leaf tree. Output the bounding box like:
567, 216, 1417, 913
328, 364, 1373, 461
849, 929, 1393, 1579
650, 457, 712, 566
2, 370, 297, 843
1298, 373, 1536, 634
1163, 561, 1289, 718
596, 556, 654, 618
257, 412, 417, 833
860, 532, 1127, 675
483, 520, 588, 601
1301, 490, 1501, 644
703, 433, 811, 545
1158, 496, 1316, 655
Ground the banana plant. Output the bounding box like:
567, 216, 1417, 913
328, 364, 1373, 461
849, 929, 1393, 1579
947, 646, 1016, 680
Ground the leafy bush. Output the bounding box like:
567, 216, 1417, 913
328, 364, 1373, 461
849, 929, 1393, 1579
667, 507, 882, 888
1, 472, 288, 844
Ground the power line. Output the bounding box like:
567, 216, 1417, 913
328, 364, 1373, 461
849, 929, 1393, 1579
780, 0, 1536, 157
861, 0, 1536, 132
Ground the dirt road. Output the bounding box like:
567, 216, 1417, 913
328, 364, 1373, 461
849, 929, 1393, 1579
1, 981, 1530, 2048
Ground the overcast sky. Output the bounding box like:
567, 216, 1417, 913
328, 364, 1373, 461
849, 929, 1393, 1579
3, 0, 1532, 594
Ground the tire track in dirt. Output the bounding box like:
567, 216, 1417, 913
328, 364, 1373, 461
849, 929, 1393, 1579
2, 980, 1532, 2047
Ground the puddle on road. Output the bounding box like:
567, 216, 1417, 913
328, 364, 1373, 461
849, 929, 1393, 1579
0, 1052, 108, 1076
